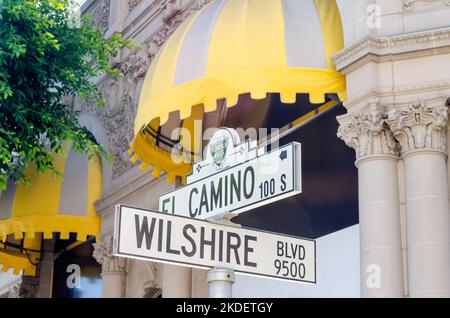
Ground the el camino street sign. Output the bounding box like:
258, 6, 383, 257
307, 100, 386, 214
159, 128, 302, 220
113, 205, 316, 283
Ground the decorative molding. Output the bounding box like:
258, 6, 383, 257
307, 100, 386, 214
386, 100, 449, 154
128, 0, 143, 12
403, 0, 450, 12
7, 283, 20, 298
93, 236, 129, 274
333, 27, 450, 73
341, 46, 450, 75
78, 0, 213, 179
339, 96, 450, 158
161, 0, 183, 23
337, 99, 399, 159
135, 260, 160, 298
343, 81, 450, 111
121, 0, 166, 38
143, 0, 214, 60
76, 50, 150, 177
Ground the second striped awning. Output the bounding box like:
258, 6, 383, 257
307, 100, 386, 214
0, 147, 102, 275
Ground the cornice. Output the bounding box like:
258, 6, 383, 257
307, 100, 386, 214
122, 0, 166, 39
333, 27, 450, 73
344, 81, 450, 110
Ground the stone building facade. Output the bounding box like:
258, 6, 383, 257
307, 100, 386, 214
69, 0, 450, 298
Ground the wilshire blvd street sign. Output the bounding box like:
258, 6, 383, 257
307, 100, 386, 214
159, 128, 302, 219
114, 205, 316, 283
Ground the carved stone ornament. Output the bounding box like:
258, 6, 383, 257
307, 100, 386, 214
143, 286, 162, 298
93, 236, 128, 274
337, 100, 399, 159
386, 101, 448, 154
161, 0, 183, 23
18, 276, 40, 298
128, 0, 143, 12
135, 260, 160, 297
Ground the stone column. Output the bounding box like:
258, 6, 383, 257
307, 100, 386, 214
387, 100, 450, 298
338, 102, 404, 297
93, 236, 128, 298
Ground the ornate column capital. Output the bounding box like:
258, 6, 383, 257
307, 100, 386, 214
93, 236, 128, 274
386, 100, 449, 156
87, 0, 111, 33
337, 100, 399, 160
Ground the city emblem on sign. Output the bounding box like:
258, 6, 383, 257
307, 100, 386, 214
210, 133, 228, 167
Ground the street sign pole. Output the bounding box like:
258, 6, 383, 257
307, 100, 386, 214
207, 267, 235, 298
206, 214, 240, 298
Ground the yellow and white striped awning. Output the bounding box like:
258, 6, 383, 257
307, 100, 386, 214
0, 148, 102, 275
130, 0, 345, 182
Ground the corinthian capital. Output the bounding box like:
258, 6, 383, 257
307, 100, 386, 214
93, 236, 128, 274
337, 101, 398, 159
386, 101, 448, 155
